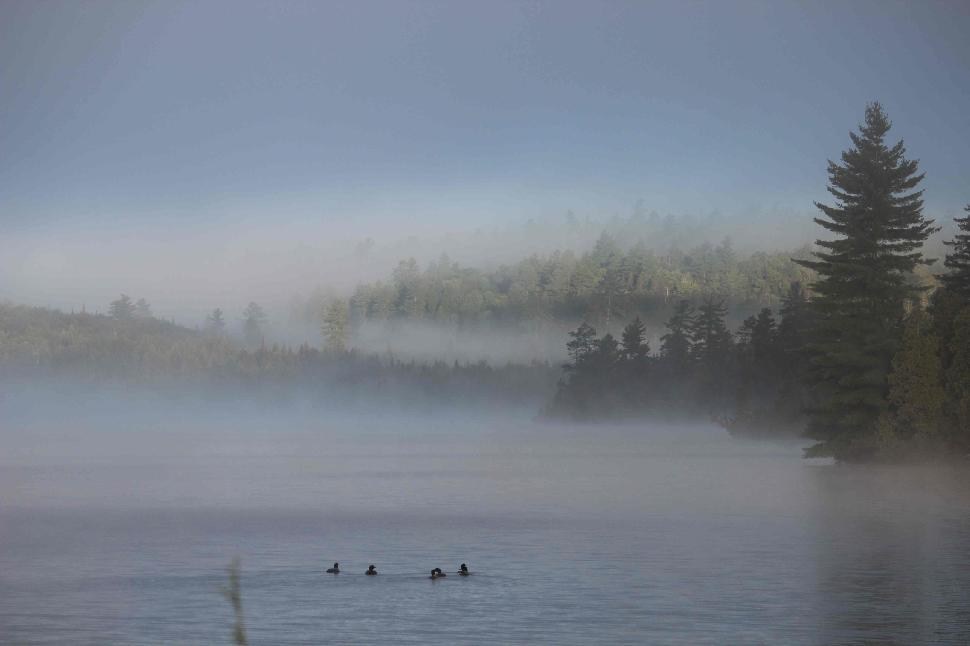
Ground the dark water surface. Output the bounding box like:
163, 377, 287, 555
1, 420, 969, 644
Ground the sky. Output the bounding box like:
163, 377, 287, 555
2, 0, 970, 315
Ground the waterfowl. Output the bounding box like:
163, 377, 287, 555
431, 567, 446, 578
458, 563, 469, 576
365, 564, 377, 575
326, 562, 340, 574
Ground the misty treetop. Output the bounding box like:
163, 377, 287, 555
548, 103, 970, 463
940, 203, 970, 299
205, 308, 227, 336
241, 302, 268, 348
108, 294, 137, 321
0, 301, 558, 410
795, 103, 939, 461
336, 236, 815, 335
6, 101, 970, 465
547, 294, 806, 432
321, 300, 350, 352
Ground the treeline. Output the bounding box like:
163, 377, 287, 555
0, 302, 558, 409
551, 103, 970, 462
335, 237, 816, 331
546, 287, 808, 436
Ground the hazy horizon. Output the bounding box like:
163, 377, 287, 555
3, 1, 970, 324
4, 4, 970, 644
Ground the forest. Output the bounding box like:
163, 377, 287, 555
322, 236, 818, 334
0, 300, 558, 412
550, 103, 970, 462
2, 103, 968, 463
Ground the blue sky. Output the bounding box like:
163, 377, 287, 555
3, 0, 969, 235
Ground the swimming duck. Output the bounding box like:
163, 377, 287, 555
458, 563, 469, 576
366, 564, 377, 575
430, 567, 446, 578
326, 562, 340, 574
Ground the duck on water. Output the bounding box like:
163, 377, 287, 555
324, 563, 468, 577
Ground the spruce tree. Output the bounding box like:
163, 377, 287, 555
322, 300, 350, 352
736, 315, 757, 347
883, 311, 946, 445
593, 333, 620, 369
242, 302, 267, 348
689, 296, 733, 405
620, 317, 650, 361
940, 204, 970, 299
945, 308, 970, 445
689, 297, 732, 366
928, 287, 964, 372
659, 301, 693, 375
619, 317, 651, 411
778, 283, 808, 358
206, 308, 227, 336
134, 298, 153, 319
108, 294, 135, 321
749, 308, 777, 369
796, 103, 938, 461
565, 322, 598, 370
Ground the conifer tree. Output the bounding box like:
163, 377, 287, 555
690, 296, 733, 405
553, 323, 619, 419
620, 317, 650, 361
749, 308, 777, 368
776, 282, 812, 407
593, 333, 620, 368
587, 332, 621, 413
565, 322, 598, 370
241, 302, 267, 347
777, 282, 808, 358
134, 298, 153, 319
205, 308, 227, 336
109, 294, 135, 321
883, 310, 946, 445
928, 287, 964, 372
322, 300, 350, 352
796, 103, 938, 461
945, 308, 970, 445
619, 316, 651, 409
689, 297, 732, 366
736, 315, 757, 347
940, 204, 970, 299
659, 301, 693, 375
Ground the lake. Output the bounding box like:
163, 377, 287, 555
2, 416, 969, 644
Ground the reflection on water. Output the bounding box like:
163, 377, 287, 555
810, 465, 970, 645
1, 421, 968, 644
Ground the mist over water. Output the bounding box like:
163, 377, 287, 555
2, 408, 969, 645
4, 1, 970, 644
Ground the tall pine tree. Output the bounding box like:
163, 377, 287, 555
620, 316, 650, 361
881, 310, 946, 447
619, 316, 651, 410
945, 308, 970, 446
689, 296, 734, 406
796, 103, 938, 461
659, 301, 694, 376
940, 203, 970, 299
109, 294, 135, 321
689, 297, 733, 366
565, 322, 598, 371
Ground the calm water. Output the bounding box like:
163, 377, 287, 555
2, 417, 969, 645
